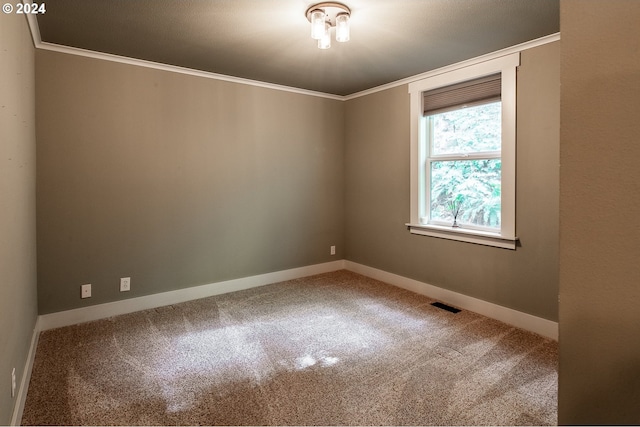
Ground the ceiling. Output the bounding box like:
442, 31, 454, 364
35, 0, 560, 96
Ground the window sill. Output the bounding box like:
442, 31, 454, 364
406, 223, 518, 250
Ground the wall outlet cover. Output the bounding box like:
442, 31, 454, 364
81, 284, 91, 299
120, 277, 131, 292
11, 367, 16, 398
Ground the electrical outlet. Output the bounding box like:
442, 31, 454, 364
81, 283, 91, 299
11, 368, 16, 398
330, 245, 336, 255
120, 277, 131, 292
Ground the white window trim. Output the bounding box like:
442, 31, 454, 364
407, 53, 520, 250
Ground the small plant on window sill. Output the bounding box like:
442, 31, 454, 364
447, 198, 462, 228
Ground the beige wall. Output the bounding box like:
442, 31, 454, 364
35, 37, 561, 323
345, 41, 560, 321
559, 0, 640, 423
0, 13, 38, 425
36, 51, 345, 314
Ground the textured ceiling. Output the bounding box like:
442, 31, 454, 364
36, 0, 559, 96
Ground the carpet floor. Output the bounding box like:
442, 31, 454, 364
22, 270, 557, 425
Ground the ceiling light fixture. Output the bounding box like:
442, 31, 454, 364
306, 2, 351, 49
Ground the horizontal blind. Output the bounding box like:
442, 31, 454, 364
423, 73, 501, 116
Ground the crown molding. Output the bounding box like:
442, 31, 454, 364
22, 3, 343, 100
24, 5, 41, 48
34, 42, 346, 100
24, 8, 559, 101
343, 32, 561, 100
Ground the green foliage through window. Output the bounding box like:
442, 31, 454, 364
430, 160, 501, 228
428, 101, 501, 229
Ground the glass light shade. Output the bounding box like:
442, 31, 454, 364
318, 23, 331, 49
335, 13, 350, 42
310, 10, 326, 40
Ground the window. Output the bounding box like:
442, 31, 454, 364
407, 53, 519, 249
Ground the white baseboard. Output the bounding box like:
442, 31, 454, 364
344, 261, 558, 340
10, 318, 40, 426
38, 260, 346, 331
37, 257, 557, 337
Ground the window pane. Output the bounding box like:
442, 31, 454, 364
431, 101, 501, 155
430, 159, 501, 229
